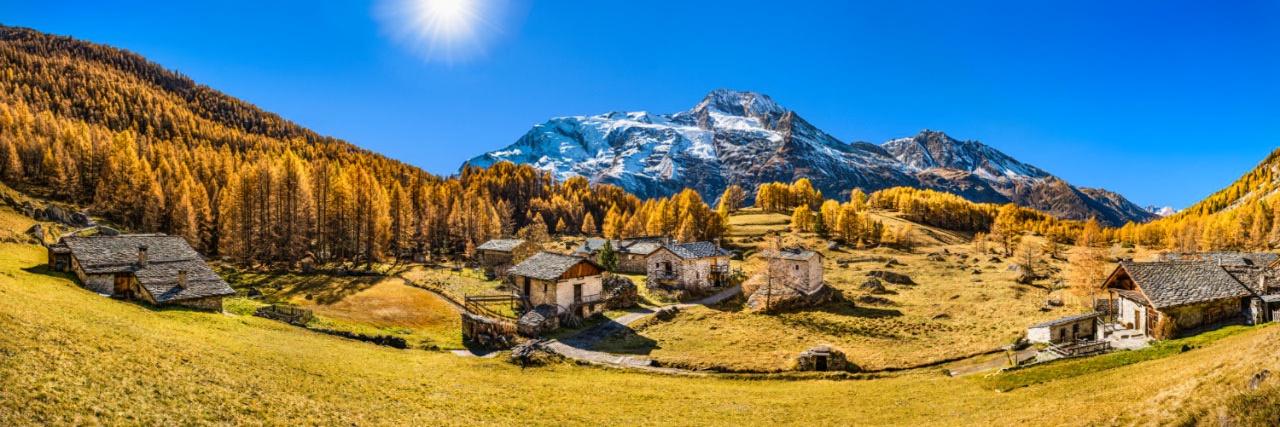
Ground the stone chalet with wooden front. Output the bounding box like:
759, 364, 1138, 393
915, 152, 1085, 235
508, 251, 605, 319
47, 234, 235, 311
572, 236, 668, 273
1100, 255, 1280, 339
645, 241, 731, 292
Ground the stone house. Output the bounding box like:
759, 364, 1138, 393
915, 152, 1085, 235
1100, 260, 1278, 339
757, 248, 825, 294
475, 238, 539, 270
1026, 312, 1103, 344
745, 248, 831, 311
49, 235, 235, 311
645, 241, 731, 292
508, 252, 606, 319
572, 236, 668, 273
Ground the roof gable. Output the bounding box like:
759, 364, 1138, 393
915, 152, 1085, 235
476, 239, 528, 252
508, 252, 601, 281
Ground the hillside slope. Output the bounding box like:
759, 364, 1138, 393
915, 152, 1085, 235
0, 212, 1276, 425
468, 90, 1156, 226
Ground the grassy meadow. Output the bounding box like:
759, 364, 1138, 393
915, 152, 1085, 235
0, 206, 1277, 425
598, 208, 1105, 371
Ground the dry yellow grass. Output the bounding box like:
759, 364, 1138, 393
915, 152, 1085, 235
601, 209, 1101, 371
1, 203, 1278, 425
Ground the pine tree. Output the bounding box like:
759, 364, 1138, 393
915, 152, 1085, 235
598, 240, 619, 272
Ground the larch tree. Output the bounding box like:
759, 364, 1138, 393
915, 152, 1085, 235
581, 211, 597, 235
790, 204, 813, 232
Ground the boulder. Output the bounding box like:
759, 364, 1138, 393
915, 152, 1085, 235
858, 295, 892, 305
653, 306, 681, 321
827, 241, 840, 251
26, 224, 44, 244
988, 257, 1002, 263
927, 253, 946, 262
932, 313, 951, 320
884, 258, 903, 267
970, 278, 982, 282
859, 278, 888, 294
867, 270, 915, 285
508, 339, 563, 367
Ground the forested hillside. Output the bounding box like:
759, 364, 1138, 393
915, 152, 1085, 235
0, 25, 724, 265
1111, 149, 1280, 252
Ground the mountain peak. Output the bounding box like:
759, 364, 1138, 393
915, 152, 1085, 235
693, 89, 786, 118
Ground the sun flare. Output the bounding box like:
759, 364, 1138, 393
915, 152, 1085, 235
376, 0, 508, 65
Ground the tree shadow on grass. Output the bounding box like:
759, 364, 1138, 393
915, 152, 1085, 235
587, 325, 660, 356
250, 273, 382, 305
806, 299, 904, 319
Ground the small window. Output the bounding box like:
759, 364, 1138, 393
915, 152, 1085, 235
794, 265, 799, 271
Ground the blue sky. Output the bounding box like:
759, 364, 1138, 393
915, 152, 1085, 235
3, 1, 1278, 209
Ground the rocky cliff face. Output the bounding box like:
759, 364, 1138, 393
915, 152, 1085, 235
466, 89, 1156, 226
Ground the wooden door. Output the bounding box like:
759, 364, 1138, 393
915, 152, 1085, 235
573, 284, 582, 303
114, 275, 130, 299
815, 356, 828, 372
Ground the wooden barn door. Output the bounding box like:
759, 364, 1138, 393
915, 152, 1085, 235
114, 275, 130, 299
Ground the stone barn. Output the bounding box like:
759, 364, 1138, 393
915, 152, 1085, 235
55, 234, 235, 311
508, 252, 606, 320
645, 241, 731, 292
475, 238, 539, 272
1100, 260, 1271, 339
1027, 312, 1103, 344
573, 236, 668, 273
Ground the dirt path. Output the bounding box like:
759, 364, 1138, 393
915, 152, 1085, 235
547, 285, 741, 371
945, 348, 1039, 376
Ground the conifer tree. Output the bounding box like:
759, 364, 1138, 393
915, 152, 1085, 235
581, 211, 597, 235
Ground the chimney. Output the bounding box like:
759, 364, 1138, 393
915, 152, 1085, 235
137, 244, 148, 267
178, 270, 188, 289
714, 238, 721, 249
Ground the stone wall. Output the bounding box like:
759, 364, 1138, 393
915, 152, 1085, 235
616, 253, 647, 274
174, 296, 225, 312
1164, 298, 1243, 333
462, 312, 519, 348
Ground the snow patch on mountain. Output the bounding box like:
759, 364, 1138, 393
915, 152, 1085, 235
465, 89, 1157, 226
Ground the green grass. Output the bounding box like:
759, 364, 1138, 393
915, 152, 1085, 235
981, 324, 1259, 391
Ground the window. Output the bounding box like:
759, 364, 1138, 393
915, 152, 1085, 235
794, 265, 799, 271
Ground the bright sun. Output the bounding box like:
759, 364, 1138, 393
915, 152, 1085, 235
377, 0, 506, 65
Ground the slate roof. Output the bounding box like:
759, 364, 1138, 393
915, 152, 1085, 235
659, 241, 731, 259
1223, 266, 1277, 294
573, 237, 666, 256
507, 252, 600, 281
1029, 312, 1102, 329
762, 247, 821, 261
61, 235, 234, 303
476, 239, 527, 253
1157, 252, 1280, 267
1114, 261, 1254, 309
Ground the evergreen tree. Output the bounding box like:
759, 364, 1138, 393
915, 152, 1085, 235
597, 240, 619, 272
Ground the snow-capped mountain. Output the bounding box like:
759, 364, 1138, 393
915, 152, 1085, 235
1147, 206, 1178, 217
465, 89, 1157, 226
